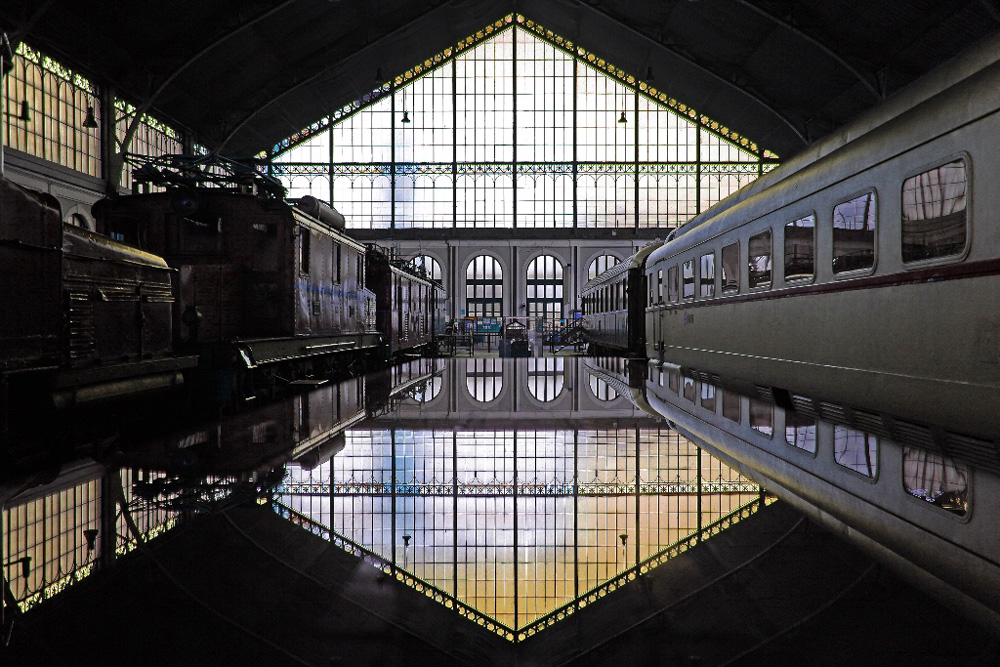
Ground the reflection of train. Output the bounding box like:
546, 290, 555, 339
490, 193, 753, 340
643, 363, 1000, 633
581, 41, 1000, 441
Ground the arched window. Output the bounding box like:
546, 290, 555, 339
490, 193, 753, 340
408, 255, 443, 282
526, 255, 563, 322
466, 255, 503, 317
588, 255, 620, 280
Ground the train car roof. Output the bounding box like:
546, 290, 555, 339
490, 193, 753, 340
654, 32, 1000, 260
581, 242, 660, 293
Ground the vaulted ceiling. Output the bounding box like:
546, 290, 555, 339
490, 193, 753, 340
3, 0, 998, 160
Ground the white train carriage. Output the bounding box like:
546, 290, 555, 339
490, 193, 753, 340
644, 37, 1000, 441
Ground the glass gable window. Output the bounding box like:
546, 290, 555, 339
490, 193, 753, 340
784, 214, 815, 281
268, 15, 776, 230
832, 192, 876, 273
901, 160, 967, 262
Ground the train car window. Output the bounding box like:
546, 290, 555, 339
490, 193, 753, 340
721, 243, 739, 295
834, 426, 878, 478
657, 270, 664, 303
335, 245, 342, 283
748, 231, 772, 289
832, 192, 876, 273
358, 255, 364, 289
901, 159, 968, 262
722, 391, 741, 423
700, 383, 717, 412
785, 413, 817, 454
667, 266, 679, 302
749, 399, 773, 437
682, 260, 695, 299
668, 368, 680, 394
903, 447, 968, 516
784, 214, 815, 282
700, 253, 716, 297
682, 376, 697, 402
300, 230, 311, 274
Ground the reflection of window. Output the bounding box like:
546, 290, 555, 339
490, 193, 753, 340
699, 252, 715, 297
721, 243, 739, 295
412, 377, 443, 403
784, 215, 815, 281
526, 255, 563, 321
749, 399, 773, 437
682, 260, 695, 299
466, 255, 503, 317
722, 391, 740, 423
784, 413, 816, 453
467, 358, 503, 402
903, 447, 968, 515
699, 383, 716, 412
528, 358, 564, 402
667, 265, 679, 302
902, 160, 967, 262
834, 426, 877, 478
682, 377, 696, 402
748, 231, 772, 288
833, 192, 876, 273
589, 376, 619, 401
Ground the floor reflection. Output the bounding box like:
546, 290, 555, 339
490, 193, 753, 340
277, 357, 762, 633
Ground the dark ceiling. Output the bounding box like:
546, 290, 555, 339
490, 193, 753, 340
2, 0, 998, 160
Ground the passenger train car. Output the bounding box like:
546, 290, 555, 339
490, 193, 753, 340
582, 36, 1000, 441
644, 362, 1000, 633
365, 244, 448, 359
580, 243, 657, 357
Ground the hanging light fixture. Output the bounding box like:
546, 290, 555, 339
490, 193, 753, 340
18, 99, 30, 122
618, 110, 627, 124
645, 65, 655, 82
82, 105, 98, 129
400, 83, 410, 123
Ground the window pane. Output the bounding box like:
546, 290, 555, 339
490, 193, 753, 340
722, 391, 740, 423
833, 193, 876, 273
784, 413, 816, 453
667, 266, 679, 302
682, 260, 695, 299
721, 243, 739, 295
901, 160, 967, 262
834, 426, 878, 477
748, 231, 772, 289
749, 399, 773, 437
784, 214, 814, 281
699, 252, 715, 297
903, 447, 968, 515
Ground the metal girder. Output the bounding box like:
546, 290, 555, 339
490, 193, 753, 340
732, 0, 883, 101
216, 0, 507, 154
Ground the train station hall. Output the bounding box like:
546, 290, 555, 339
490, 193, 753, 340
2, 2, 999, 664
